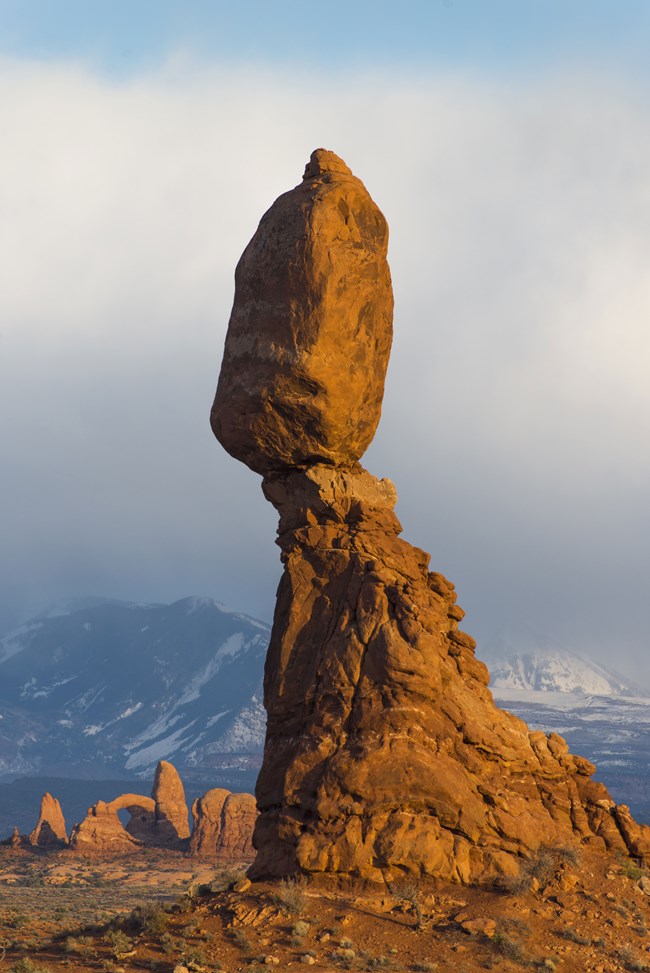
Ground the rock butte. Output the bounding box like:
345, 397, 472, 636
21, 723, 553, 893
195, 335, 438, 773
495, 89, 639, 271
212, 148, 650, 884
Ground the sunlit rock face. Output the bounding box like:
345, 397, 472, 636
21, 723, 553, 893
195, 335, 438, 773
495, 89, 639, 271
152, 759, 190, 845
189, 788, 257, 859
211, 148, 393, 476
29, 793, 67, 848
211, 150, 650, 884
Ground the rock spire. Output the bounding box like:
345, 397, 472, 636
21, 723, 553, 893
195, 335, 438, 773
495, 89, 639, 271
29, 792, 67, 848
211, 149, 650, 884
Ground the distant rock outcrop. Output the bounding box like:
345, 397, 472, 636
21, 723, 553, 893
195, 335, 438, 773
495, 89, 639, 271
152, 759, 190, 845
189, 788, 257, 859
69, 800, 143, 856
29, 793, 67, 848
211, 149, 650, 885
68, 760, 190, 856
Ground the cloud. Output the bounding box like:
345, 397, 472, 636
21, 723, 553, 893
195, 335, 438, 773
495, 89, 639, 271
1, 59, 649, 677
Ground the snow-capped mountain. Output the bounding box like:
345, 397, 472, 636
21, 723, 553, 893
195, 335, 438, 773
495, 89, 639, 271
0, 597, 269, 780
484, 640, 646, 699
480, 626, 650, 824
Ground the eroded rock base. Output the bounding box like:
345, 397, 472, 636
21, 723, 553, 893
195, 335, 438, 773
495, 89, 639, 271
251, 465, 650, 884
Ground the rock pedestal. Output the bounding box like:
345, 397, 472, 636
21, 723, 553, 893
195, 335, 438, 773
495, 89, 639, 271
211, 149, 650, 884
249, 465, 650, 882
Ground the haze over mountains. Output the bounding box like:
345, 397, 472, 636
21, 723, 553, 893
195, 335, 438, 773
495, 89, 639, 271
0, 597, 268, 783
2, 597, 650, 825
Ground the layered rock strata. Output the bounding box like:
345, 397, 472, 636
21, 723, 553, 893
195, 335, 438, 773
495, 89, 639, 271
212, 149, 650, 884
189, 788, 257, 859
29, 793, 67, 848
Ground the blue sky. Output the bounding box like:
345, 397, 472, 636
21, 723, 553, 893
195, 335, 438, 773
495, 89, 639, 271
1, 2, 649, 678
1, 0, 650, 80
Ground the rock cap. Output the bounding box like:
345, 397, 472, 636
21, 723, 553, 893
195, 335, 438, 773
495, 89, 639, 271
211, 148, 393, 476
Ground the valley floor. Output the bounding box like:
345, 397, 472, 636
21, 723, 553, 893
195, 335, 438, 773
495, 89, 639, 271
2, 846, 650, 972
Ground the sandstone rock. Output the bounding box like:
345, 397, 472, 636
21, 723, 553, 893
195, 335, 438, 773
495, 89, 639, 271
211, 148, 393, 476
29, 793, 67, 847
189, 787, 257, 859
213, 150, 650, 885
189, 787, 229, 856
2, 825, 27, 849
152, 759, 190, 845
68, 801, 144, 856
459, 916, 497, 937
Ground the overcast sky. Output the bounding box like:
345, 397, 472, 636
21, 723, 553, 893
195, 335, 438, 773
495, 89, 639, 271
1, 2, 649, 681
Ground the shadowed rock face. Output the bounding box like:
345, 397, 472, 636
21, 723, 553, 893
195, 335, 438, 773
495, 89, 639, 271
211, 148, 393, 477
212, 149, 650, 884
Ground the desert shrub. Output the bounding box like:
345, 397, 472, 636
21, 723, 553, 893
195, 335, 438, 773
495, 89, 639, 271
560, 926, 591, 945
232, 928, 254, 953
124, 901, 169, 935
492, 931, 525, 961
507, 843, 581, 893
360, 952, 393, 969
63, 935, 95, 956
159, 932, 176, 954
210, 866, 248, 891
183, 945, 210, 966
4, 911, 29, 929
619, 857, 645, 880
618, 946, 650, 972
389, 879, 424, 929
410, 964, 438, 973
292, 920, 310, 938
10, 962, 52, 973
271, 876, 308, 916
105, 929, 133, 959
498, 917, 531, 939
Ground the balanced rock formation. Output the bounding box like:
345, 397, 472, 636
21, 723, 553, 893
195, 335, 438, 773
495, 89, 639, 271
211, 148, 393, 476
29, 793, 67, 848
189, 788, 257, 859
152, 759, 190, 845
211, 149, 650, 885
